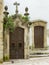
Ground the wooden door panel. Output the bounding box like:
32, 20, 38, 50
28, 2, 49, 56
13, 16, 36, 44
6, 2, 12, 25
34, 26, 44, 48
9, 27, 24, 59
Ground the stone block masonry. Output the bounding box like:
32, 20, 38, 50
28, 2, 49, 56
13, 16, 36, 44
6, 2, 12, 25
0, 0, 3, 63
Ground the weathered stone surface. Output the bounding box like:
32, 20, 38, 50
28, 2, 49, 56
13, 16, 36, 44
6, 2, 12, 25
6, 17, 29, 59
31, 20, 47, 49
3, 57, 49, 65
0, 0, 3, 62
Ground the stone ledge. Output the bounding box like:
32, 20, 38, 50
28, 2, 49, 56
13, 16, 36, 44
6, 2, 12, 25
29, 54, 49, 58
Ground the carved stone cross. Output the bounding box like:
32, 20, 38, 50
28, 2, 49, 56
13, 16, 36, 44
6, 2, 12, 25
14, 2, 20, 14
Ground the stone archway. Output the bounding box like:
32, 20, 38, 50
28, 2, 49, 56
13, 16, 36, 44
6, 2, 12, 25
9, 27, 24, 59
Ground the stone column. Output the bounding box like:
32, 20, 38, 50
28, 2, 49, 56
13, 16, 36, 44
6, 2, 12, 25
6, 31, 9, 60
31, 25, 35, 49
3, 6, 9, 61
24, 24, 31, 59
24, 27, 29, 59
24, 7, 30, 59
0, 0, 3, 62
44, 24, 47, 48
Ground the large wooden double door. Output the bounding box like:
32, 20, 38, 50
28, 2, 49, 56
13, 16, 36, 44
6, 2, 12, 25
34, 26, 44, 48
9, 27, 24, 59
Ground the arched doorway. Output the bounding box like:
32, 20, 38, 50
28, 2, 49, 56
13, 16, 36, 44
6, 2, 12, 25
34, 26, 44, 48
9, 27, 24, 59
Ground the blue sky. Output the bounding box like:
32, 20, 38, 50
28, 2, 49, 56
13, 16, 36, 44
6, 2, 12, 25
4, 0, 49, 45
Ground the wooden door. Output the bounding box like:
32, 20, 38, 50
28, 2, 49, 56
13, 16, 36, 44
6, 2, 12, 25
34, 26, 44, 48
9, 27, 24, 59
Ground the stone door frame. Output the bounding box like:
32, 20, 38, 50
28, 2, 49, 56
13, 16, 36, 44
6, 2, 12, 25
31, 20, 47, 49
6, 25, 29, 59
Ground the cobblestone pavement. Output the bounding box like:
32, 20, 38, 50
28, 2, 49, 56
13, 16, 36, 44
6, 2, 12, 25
2, 57, 49, 65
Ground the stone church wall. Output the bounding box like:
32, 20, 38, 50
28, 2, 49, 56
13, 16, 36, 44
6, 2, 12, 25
0, 0, 3, 62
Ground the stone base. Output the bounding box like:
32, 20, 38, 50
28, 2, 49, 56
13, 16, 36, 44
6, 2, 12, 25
29, 48, 49, 55
0, 59, 3, 63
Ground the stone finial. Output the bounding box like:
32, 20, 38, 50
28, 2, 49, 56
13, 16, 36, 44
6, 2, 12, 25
3, 6, 9, 24
14, 2, 20, 15
4, 5, 8, 11
24, 7, 29, 16
3, 5, 9, 16
25, 7, 28, 12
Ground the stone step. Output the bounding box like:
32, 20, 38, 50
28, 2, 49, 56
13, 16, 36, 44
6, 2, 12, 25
29, 54, 49, 58
29, 50, 49, 58
29, 49, 49, 54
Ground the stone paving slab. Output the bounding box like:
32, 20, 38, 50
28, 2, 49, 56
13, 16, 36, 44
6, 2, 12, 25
2, 57, 49, 65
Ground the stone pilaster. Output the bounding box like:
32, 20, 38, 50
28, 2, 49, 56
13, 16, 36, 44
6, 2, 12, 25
24, 27, 29, 59
0, 0, 3, 62
3, 30, 9, 61
6, 31, 9, 60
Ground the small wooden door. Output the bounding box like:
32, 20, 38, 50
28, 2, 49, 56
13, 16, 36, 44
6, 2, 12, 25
34, 26, 44, 48
9, 27, 24, 59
